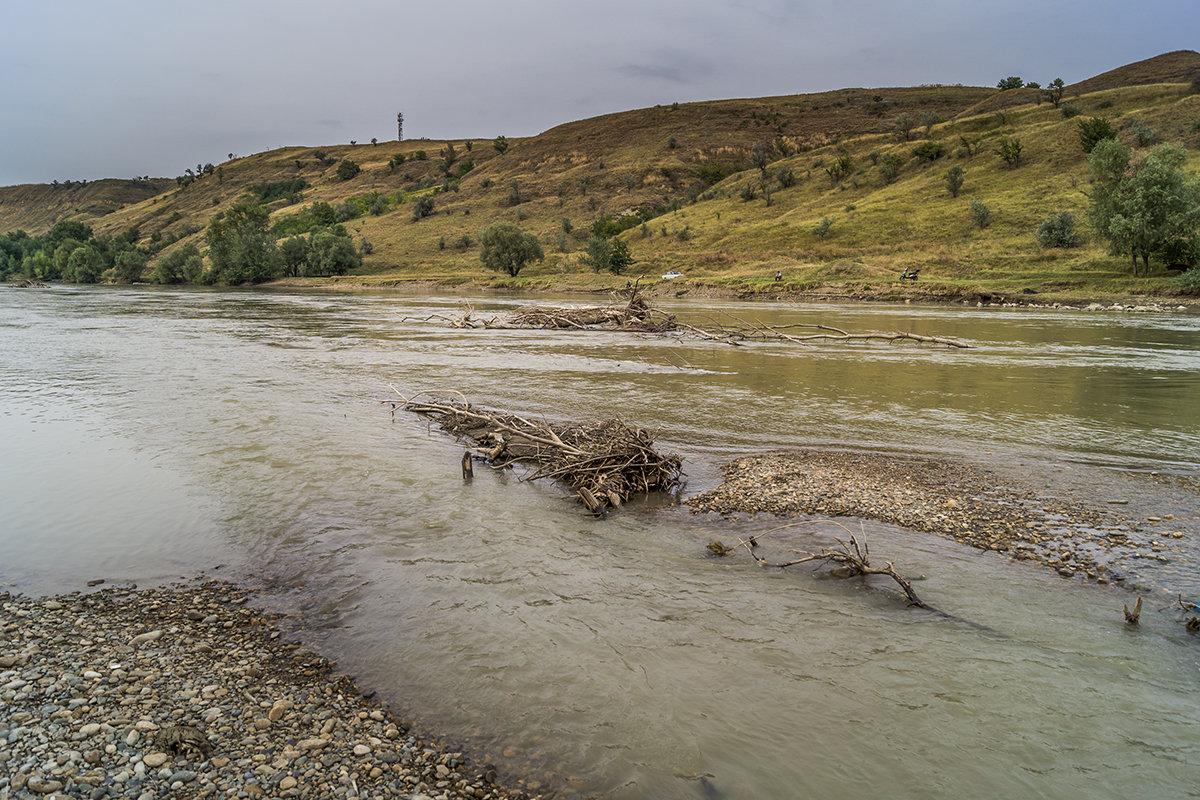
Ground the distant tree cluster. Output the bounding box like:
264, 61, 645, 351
0, 220, 150, 284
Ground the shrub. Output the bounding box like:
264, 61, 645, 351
250, 178, 309, 203
1078, 117, 1117, 153
1096, 99, 1114, 109
336, 159, 361, 180
811, 216, 834, 238
667, 135, 678, 149
996, 137, 1023, 167
777, 168, 796, 188
493, 135, 509, 154
739, 183, 757, 202
1036, 211, 1082, 248
1060, 103, 1082, 119
912, 141, 945, 161
506, 180, 522, 206
997, 76, 1024, 90
945, 165, 965, 197
893, 113, 916, 140
411, 195, 435, 221
1176, 268, 1200, 292
970, 199, 992, 229
1130, 119, 1159, 147
480, 177, 494, 188
879, 153, 904, 184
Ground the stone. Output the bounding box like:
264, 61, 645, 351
26, 777, 64, 794
142, 752, 170, 768
296, 737, 326, 751
353, 744, 371, 757
130, 630, 164, 648
280, 776, 298, 790
79, 722, 102, 735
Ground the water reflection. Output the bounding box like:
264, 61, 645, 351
1, 286, 1198, 799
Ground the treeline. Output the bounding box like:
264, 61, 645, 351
0, 197, 362, 285
0, 220, 149, 284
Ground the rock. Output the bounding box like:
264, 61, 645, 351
296, 737, 327, 751
280, 776, 298, 790
79, 722, 102, 735
26, 777, 64, 794
353, 744, 371, 757
142, 752, 170, 768
130, 630, 164, 648
268, 700, 292, 722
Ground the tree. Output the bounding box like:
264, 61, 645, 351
997, 76, 1024, 90
479, 222, 543, 276
206, 202, 281, 283
336, 159, 361, 180
1042, 78, 1066, 108
151, 243, 202, 284
1077, 117, 1116, 153
970, 199, 992, 229
65, 245, 102, 283
1088, 140, 1200, 275
113, 250, 147, 283
893, 113, 916, 141
996, 136, 1023, 168
493, 135, 509, 154
945, 166, 965, 198
305, 228, 361, 276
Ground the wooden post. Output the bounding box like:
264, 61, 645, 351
461, 451, 473, 479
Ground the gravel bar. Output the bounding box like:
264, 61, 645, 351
685, 450, 1175, 583
0, 580, 547, 800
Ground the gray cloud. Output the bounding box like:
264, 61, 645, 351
0, 0, 1193, 186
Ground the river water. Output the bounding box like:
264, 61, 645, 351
2, 286, 1199, 799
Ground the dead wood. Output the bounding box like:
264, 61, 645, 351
1124, 596, 1143, 625
407, 284, 972, 348
775, 535, 926, 607
390, 389, 682, 514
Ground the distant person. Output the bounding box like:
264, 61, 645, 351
774, 271, 783, 282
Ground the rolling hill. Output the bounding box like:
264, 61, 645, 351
3, 50, 1199, 302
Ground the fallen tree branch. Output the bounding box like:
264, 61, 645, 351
389, 389, 683, 514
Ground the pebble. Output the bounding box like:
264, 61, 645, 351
0, 580, 545, 799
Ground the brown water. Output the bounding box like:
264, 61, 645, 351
2, 286, 1199, 799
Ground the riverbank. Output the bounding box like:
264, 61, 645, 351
685, 450, 1190, 585
0, 580, 547, 800
267, 274, 1200, 311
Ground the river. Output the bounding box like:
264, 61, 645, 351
2, 285, 1199, 799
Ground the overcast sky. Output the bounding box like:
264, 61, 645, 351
0, 0, 1193, 186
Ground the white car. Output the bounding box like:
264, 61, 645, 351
661, 271, 684, 279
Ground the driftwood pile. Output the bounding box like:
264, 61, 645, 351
393, 390, 682, 514
413, 285, 972, 349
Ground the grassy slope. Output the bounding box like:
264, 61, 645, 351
3, 51, 1199, 302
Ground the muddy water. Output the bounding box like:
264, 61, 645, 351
2, 286, 1199, 799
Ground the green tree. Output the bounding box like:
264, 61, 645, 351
996, 136, 1023, 168
997, 76, 1024, 90
1077, 117, 1117, 153
479, 222, 543, 276
151, 243, 202, 284
493, 135, 509, 154
945, 165, 965, 198
607, 239, 634, 274
304, 228, 361, 276
1042, 78, 1065, 108
65, 245, 102, 283
113, 250, 147, 283
1088, 140, 1200, 275
279, 236, 310, 277
411, 195, 435, 221
336, 159, 361, 180
970, 199, 992, 229
893, 113, 916, 141
206, 202, 281, 283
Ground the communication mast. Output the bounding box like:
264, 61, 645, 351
397, 112, 404, 142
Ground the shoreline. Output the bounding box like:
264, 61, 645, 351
1, 580, 549, 800
685, 449, 1193, 587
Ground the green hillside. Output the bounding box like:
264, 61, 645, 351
3, 50, 1200, 302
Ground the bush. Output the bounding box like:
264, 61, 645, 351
997, 76, 1024, 90
493, 135, 509, 154
945, 166, 965, 198
970, 199, 992, 229
1176, 268, 1200, 292
739, 183, 757, 202
996, 136, 1023, 168
1035, 211, 1082, 248
250, 179, 309, 203
879, 153, 904, 184
1078, 117, 1117, 153
912, 141, 945, 161
506, 180, 522, 206
811, 216, 834, 238
1060, 103, 1082, 119
411, 195, 435, 221
336, 159, 361, 181
113, 250, 147, 283
1130, 119, 1159, 147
